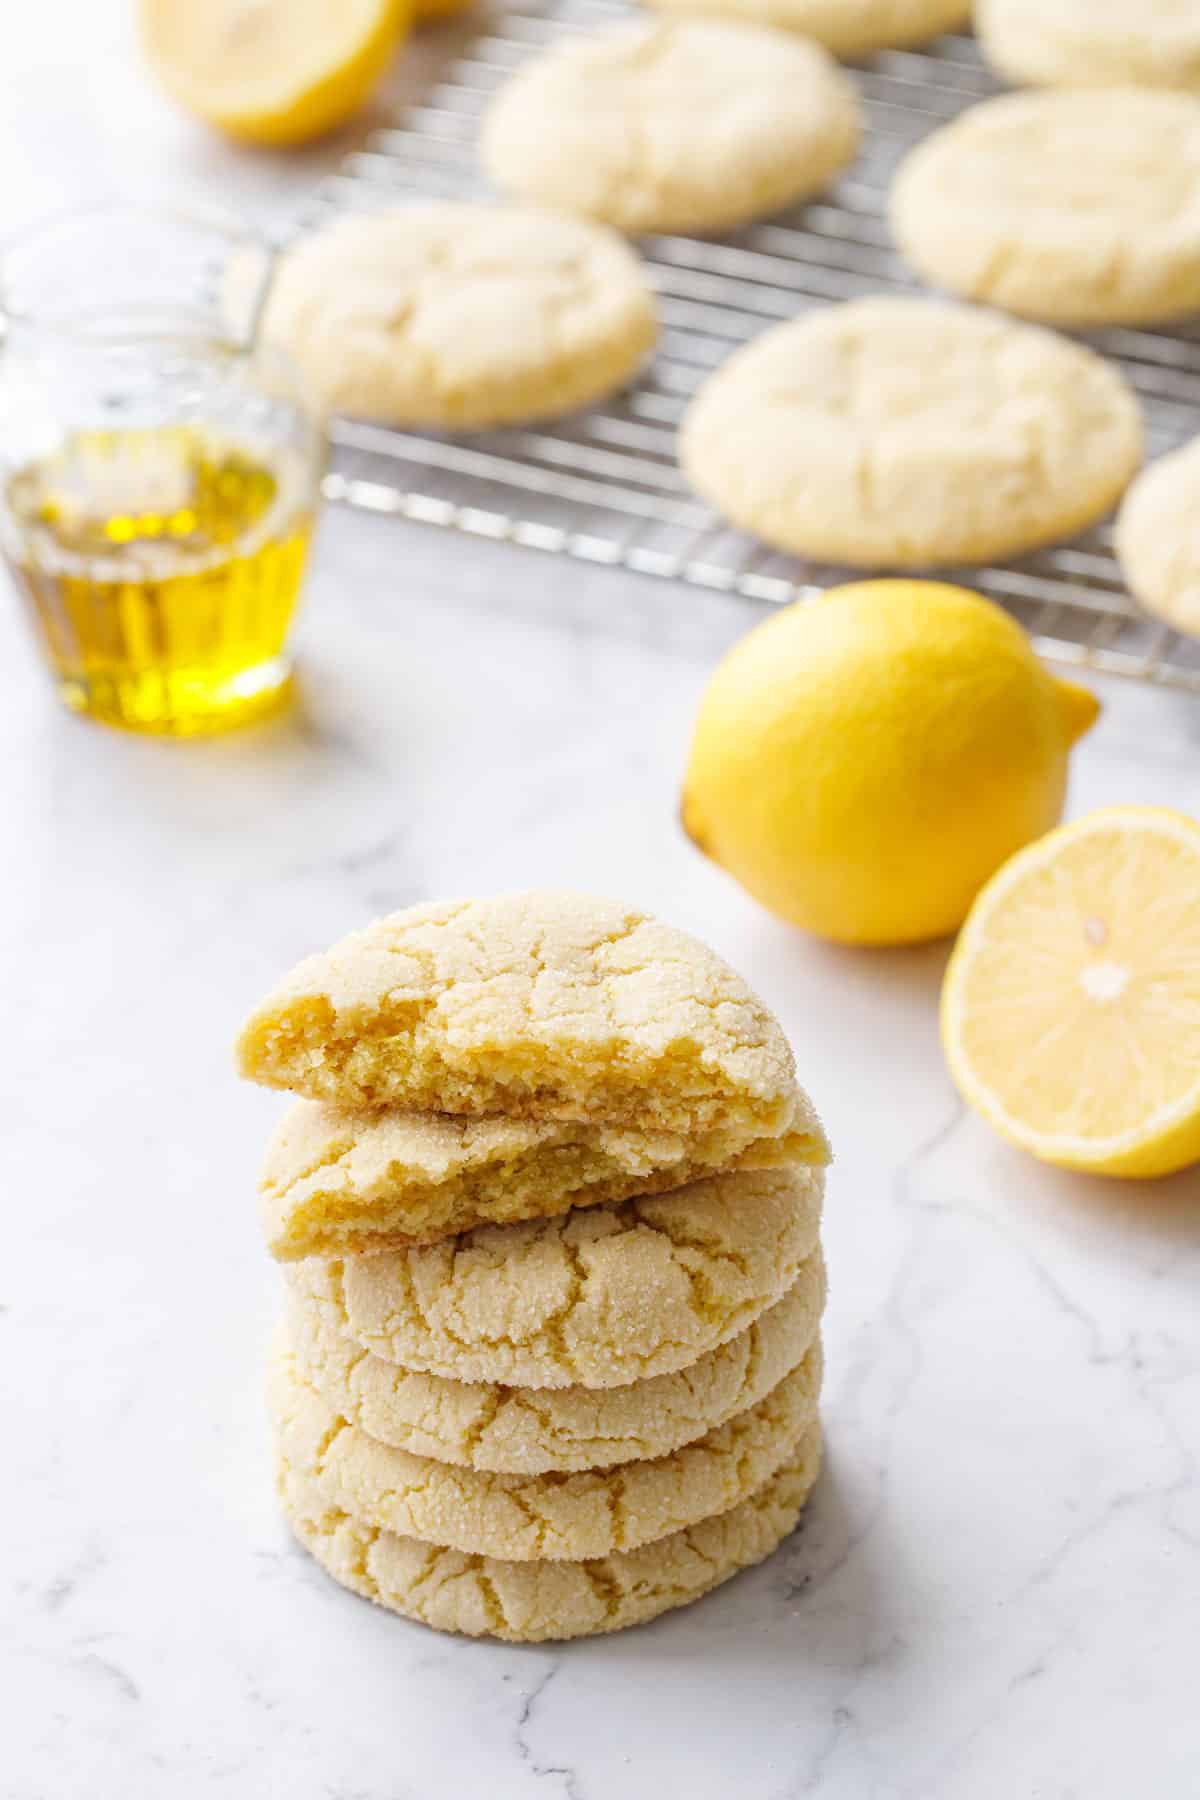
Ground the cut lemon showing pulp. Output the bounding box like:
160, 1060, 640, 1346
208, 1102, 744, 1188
942, 806, 1200, 1179
139, 0, 408, 148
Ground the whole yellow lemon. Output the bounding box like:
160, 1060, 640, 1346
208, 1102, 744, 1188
681, 581, 1100, 946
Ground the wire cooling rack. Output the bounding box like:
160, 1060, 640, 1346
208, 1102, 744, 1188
310, 0, 1200, 692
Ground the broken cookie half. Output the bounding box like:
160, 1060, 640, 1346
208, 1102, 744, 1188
259, 1083, 827, 1261
236, 890, 800, 1136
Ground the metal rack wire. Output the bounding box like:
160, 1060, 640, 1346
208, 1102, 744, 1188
312, 0, 1200, 692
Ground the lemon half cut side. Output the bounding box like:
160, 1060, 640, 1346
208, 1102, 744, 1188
942, 806, 1200, 1178
139, 0, 409, 147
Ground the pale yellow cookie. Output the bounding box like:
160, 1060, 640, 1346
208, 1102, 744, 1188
237, 891, 797, 1134
639, 0, 967, 58
272, 1336, 819, 1560
481, 21, 860, 235
284, 1251, 826, 1471
260, 1086, 826, 1260
891, 90, 1200, 327
243, 206, 655, 428
279, 1421, 821, 1640
1115, 437, 1200, 636
976, 0, 1200, 94
287, 1164, 824, 1388
679, 296, 1143, 567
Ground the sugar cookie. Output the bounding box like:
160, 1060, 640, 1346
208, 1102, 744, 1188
260, 1086, 825, 1260
272, 1337, 820, 1559
279, 1421, 821, 1639
237, 891, 797, 1135
976, 0, 1200, 94
892, 90, 1200, 327
1115, 437, 1200, 636
284, 1251, 826, 1471
679, 296, 1143, 567
242, 206, 655, 428
481, 21, 860, 235
640, 0, 967, 58
287, 1164, 824, 1388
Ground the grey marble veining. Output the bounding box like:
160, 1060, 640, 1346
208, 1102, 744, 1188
4, 10, 1200, 1797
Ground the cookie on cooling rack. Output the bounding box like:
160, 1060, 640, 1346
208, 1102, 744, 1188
976, 0, 1200, 92
235, 204, 656, 429
891, 90, 1200, 327
1116, 437, 1200, 638
481, 21, 860, 236
637, 0, 969, 59
679, 296, 1143, 568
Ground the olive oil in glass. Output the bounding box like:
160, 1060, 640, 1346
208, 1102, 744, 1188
6, 424, 316, 734
0, 209, 325, 735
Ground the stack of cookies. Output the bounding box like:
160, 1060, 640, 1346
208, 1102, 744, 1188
236, 891, 830, 1643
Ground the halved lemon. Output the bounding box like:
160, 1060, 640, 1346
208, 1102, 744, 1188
139, 0, 409, 148
942, 806, 1200, 1179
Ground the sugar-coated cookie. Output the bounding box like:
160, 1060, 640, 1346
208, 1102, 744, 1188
279, 1421, 822, 1640
260, 1085, 826, 1260
241, 206, 655, 428
482, 21, 860, 235
892, 90, 1200, 327
639, 0, 967, 59
272, 1336, 820, 1560
284, 1253, 825, 1471
237, 891, 797, 1135
1115, 437, 1200, 636
679, 296, 1143, 567
976, 0, 1200, 94
287, 1164, 824, 1388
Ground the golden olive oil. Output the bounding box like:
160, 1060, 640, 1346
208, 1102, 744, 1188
4, 425, 316, 734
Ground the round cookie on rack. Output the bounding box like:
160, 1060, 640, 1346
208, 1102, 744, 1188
975, 0, 1200, 93
637, 0, 969, 59
481, 21, 860, 235
679, 296, 1143, 568
284, 1250, 826, 1472
288, 1164, 824, 1388
1115, 437, 1200, 637
891, 89, 1200, 327
239, 204, 655, 428
279, 1420, 822, 1641
272, 1335, 820, 1559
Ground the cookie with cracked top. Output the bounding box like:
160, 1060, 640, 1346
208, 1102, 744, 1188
286, 1163, 824, 1389
237, 890, 798, 1136
279, 1420, 822, 1640
271, 1332, 821, 1560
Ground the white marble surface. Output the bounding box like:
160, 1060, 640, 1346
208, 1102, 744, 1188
5, 11, 1200, 1800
